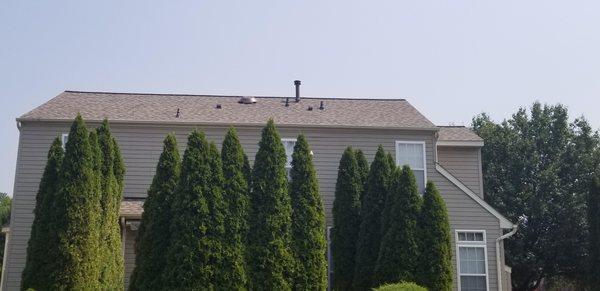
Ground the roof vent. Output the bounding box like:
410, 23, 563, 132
239, 96, 257, 104
294, 80, 301, 102
175, 108, 181, 118
319, 101, 325, 110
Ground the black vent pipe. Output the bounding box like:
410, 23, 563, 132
294, 80, 301, 102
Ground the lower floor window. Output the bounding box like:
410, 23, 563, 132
457, 231, 488, 291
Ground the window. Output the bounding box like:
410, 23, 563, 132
395, 141, 426, 193
456, 231, 488, 291
282, 138, 296, 168
62, 133, 69, 150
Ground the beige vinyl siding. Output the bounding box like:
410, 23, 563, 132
4, 121, 504, 291
437, 146, 484, 198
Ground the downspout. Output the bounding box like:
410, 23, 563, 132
496, 224, 518, 291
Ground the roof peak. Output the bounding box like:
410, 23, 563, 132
62, 90, 407, 102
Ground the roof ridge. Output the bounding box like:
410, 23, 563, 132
63, 90, 407, 101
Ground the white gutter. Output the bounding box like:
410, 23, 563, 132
496, 224, 518, 291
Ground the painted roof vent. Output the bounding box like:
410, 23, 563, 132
239, 96, 257, 104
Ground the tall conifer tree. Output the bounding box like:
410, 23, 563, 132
96, 120, 124, 289
248, 119, 294, 290
332, 147, 362, 291
417, 181, 452, 291
52, 115, 102, 289
353, 146, 392, 290
220, 127, 250, 290
162, 130, 225, 289
21, 138, 63, 290
130, 134, 180, 291
289, 134, 327, 290
375, 166, 422, 285
355, 149, 369, 203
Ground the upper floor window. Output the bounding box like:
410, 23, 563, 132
395, 141, 426, 193
282, 138, 297, 168
62, 133, 69, 150
456, 230, 488, 291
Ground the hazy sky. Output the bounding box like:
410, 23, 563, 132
1, 1, 600, 196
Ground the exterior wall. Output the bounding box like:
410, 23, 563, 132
437, 146, 484, 198
4, 120, 505, 290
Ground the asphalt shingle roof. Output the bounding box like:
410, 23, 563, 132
437, 126, 482, 142
19, 91, 437, 130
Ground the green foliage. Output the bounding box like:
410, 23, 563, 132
355, 149, 369, 201
162, 130, 226, 289
372, 282, 427, 291
289, 134, 327, 290
21, 138, 63, 290
416, 182, 452, 291
375, 166, 422, 285
52, 114, 103, 289
130, 134, 180, 291
472, 104, 600, 290
96, 120, 124, 289
0, 192, 10, 272
588, 176, 600, 290
332, 147, 362, 291
354, 145, 392, 290
248, 119, 294, 290
220, 127, 251, 290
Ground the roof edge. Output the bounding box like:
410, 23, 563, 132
16, 117, 439, 131
435, 163, 514, 229
61, 90, 408, 102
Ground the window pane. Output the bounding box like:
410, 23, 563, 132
396, 143, 424, 169
475, 232, 484, 241
458, 232, 485, 242
414, 170, 425, 194
282, 140, 296, 168
461, 276, 486, 291
459, 233, 467, 241
459, 247, 486, 275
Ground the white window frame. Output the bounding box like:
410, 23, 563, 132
281, 138, 297, 169
395, 140, 427, 191
62, 133, 69, 150
455, 230, 489, 291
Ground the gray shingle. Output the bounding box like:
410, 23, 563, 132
437, 126, 482, 142
19, 91, 437, 130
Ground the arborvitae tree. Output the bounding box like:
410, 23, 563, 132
208, 141, 229, 287
96, 120, 124, 289
243, 153, 252, 188
51, 115, 102, 289
162, 130, 225, 289
355, 149, 369, 195
380, 152, 397, 236
248, 119, 294, 290
289, 134, 327, 290
129, 134, 180, 291
332, 147, 362, 291
21, 138, 64, 290
588, 175, 600, 290
416, 181, 452, 291
374, 166, 422, 285
220, 127, 250, 290
353, 146, 392, 290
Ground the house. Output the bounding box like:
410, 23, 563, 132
3, 87, 516, 291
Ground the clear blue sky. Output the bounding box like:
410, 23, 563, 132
1, 1, 600, 196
